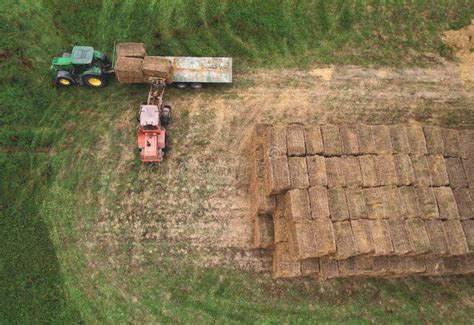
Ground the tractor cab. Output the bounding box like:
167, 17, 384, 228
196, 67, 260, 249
51, 45, 111, 88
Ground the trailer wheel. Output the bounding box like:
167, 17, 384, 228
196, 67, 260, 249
176, 83, 187, 89
191, 83, 203, 90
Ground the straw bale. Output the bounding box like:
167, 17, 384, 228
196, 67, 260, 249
371, 125, 393, 154
346, 188, 368, 220
433, 187, 459, 219
290, 221, 318, 259
318, 257, 338, 279
453, 188, 473, 220
364, 187, 386, 219
415, 187, 439, 219
458, 129, 474, 160
307, 186, 330, 219
406, 125, 428, 155
374, 155, 397, 186
390, 125, 410, 154
411, 155, 432, 187
359, 155, 379, 187
273, 199, 287, 243
462, 159, 474, 186
114, 56, 145, 83
116, 42, 146, 58
443, 220, 469, 256
339, 125, 360, 155
446, 158, 468, 188
265, 156, 291, 195
272, 242, 301, 278
387, 219, 412, 255
249, 178, 276, 215
441, 128, 460, 157
398, 186, 421, 218
340, 156, 362, 188
401, 256, 426, 274
284, 189, 311, 224
394, 154, 415, 186
405, 218, 431, 255
424, 220, 448, 255
253, 213, 274, 249
286, 124, 306, 156
142, 56, 172, 80
333, 221, 357, 259
381, 186, 402, 219
288, 157, 310, 189
427, 155, 449, 186
357, 125, 377, 154
265, 125, 287, 157
313, 218, 337, 256
373, 256, 390, 275
306, 155, 327, 187
325, 157, 345, 188
321, 125, 342, 156
423, 126, 444, 155
300, 258, 320, 276
304, 125, 323, 155
461, 220, 474, 251
351, 219, 375, 255
370, 219, 394, 255
328, 188, 349, 221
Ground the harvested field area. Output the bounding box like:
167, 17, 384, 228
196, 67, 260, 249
248, 123, 474, 279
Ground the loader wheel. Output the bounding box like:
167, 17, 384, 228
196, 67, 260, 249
83, 74, 107, 88
161, 106, 171, 126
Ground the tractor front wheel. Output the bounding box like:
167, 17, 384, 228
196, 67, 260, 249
83, 74, 107, 88
55, 71, 75, 88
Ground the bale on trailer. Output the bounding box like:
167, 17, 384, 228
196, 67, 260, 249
306, 155, 327, 187
405, 218, 431, 255
398, 186, 421, 218
390, 125, 410, 154
433, 187, 459, 219
142, 56, 173, 82
288, 157, 310, 189
427, 155, 449, 186
357, 126, 377, 154
387, 219, 412, 255
264, 126, 287, 157
359, 155, 379, 187
346, 188, 368, 220
443, 220, 469, 256
333, 221, 358, 259
370, 219, 394, 255
394, 154, 415, 186
411, 155, 432, 187
328, 188, 350, 221
286, 124, 306, 156
307, 186, 330, 219
340, 156, 362, 188
339, 125, 360, 155
423, 126, 444, 155
453, 188, 473, 220
252, 213, 274, 249
415, 187, 439, 219
365, 187, 386, 219
371, 125, 393, 154
304, 126, 324, 155
116, 42, 147, 58
441, 128, 460, 157
351, 219, 375, 255
424, 220, 449, 255
446, 158, 468, 188
114, 56, 146, 83
406, 125, 428, 155
313, 218, 337, 257
321, 125, 342, 156
374, 155, 397, 186
264, 156, 291, 195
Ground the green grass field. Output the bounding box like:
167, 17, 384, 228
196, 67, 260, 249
1, 0, 474, 323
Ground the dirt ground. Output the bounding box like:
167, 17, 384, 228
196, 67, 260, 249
90, 49, 474, 275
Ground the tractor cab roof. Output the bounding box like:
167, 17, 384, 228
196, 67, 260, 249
71, 46, 94, 65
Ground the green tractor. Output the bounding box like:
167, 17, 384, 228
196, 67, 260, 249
51, 46, 112, 88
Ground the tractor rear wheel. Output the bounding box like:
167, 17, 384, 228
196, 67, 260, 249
55, 70, 74, 88
83, 74, 107, 88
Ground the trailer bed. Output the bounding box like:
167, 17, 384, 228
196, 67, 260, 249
160, 56, 232, 84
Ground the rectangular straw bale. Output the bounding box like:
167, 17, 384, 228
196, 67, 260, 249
337, 257, 357, 276
380, 186, 403, 218
402, 256, 426, 274
265, 126, 287, 157
272, 242, 301, 278
371, 125, 393, 154
433, 187, 459, 219
340, 156, 362, 188
249, 180, 276, 215
284, 189, 311, 224
446, 158, 468, 188
142, 56, 172, 80
288, 157, 310, 189
424, 220, 448, 255
313, 218, 337, 256
339, 125, 360, 155
461, 220, 474, 251
423, 126, 444, 155
372, 256, 390, 275
265, 156, 291, 195
318, 257, 338, 279
325, 157, 345, 188
399, 187, 421, 218
359, 155, 379, 187
300, 258, 320, 276
441, 128, 460, 157
308, 186, 330, 219
374, 155, 397, 186
423, 256, 445, 275
304, 125, 323, 155
273, 199, 288, 243
290, 221, 318, 259
346, 188, 368, 220
370, 219, 394, 255
394, 154, 415, 186
462, 159, 474, 186
250, 124, 271, 178
406, 125, 428, 155
387, 219, 412, 255
458, 129, 474, 160
405, 218, 431, 255
386, 256, 408, 276
364, 187, 386, 219
328, 188, 349, 221
427, 155, 449, 186
411, 155, 432, 187
390, 125, 410, 154
253, 214, 274, 249
306, 155, 327, 187
286, 124, 306, 156
114, 56, 145, 83
321, 125, 342, 156
415, 188, 439, 219
357, 125, 377, 154
443, 220, 469, 255
333, 221, 357, 259
116, 42, 147, 58
338, 256, 375, 276
351, 219, 375, 255
453, 188, 473, 220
